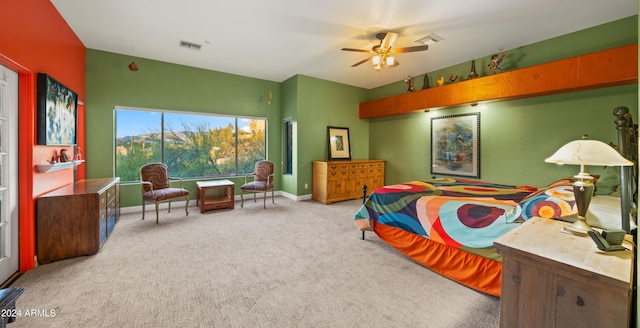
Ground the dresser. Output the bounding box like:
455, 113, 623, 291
494, 218, 633, 328
312, 160, 385, 204
37, 177, 120, 264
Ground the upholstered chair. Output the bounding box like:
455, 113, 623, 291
240, 160, 275, 209
139, 163, 189, 224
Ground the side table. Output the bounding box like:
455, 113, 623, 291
494, 217, 633, 328
196, 180, 235, 213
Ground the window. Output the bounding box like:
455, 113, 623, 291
283, 118, 293, 175
115, 108, 266, 182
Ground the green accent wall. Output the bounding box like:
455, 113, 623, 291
367, 16, 638, 187
86, 15, 638, 207
281, 75, 369, 196
85, 50, 283, 206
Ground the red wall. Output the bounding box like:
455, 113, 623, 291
0, 0, 86, 271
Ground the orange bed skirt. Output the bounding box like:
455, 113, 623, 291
373, 220, 502, 297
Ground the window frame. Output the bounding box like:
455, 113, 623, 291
114, 106, 267, 182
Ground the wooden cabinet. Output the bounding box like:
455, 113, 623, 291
312, 160, 384, 204
37, 178, 120, 264
494, 218, 633, 328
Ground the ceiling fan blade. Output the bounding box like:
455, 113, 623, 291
351, 57, 372, 67
390, 45, 429, 54
380, 32, 398, 51
341, 47, 371, 53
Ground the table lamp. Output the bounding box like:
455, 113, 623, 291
545, 139, 633, 235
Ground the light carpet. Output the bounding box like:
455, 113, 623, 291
10, 197, 499, 328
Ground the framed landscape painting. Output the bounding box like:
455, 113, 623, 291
37, 73, 78, 146
430, 112, 480, 178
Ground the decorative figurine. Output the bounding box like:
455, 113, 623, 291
128, 61, 139, 71
59, 149, 70, 162
422, 73, 430, 89
488, 50, 506, 73
449, 74, 458, 83
468, 60, 479, 79
437, 76, 445, 86
404, 76, 414, 92
75, 146, 83, 160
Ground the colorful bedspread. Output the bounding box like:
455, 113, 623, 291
354, 178, 576, 296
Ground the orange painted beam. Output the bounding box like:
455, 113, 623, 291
360, 44, 638, 119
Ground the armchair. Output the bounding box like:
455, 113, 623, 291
140, 163, 190, 224
240, 160, 275, 209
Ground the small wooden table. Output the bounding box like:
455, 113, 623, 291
196, 180, 235, 213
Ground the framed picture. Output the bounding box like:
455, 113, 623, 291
430, 112, 480, 178
37, 73, 78, 146
327, 126, 351, 160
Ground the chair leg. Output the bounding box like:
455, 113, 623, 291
263, 191, 266, 209
253, 193, 256, 202
271, 189, 274, 204
142, 202, 146, 220
168, 201, 172, 213
241, 193, 244, 208
155, 203, 160, 224
185, 198, 189, 216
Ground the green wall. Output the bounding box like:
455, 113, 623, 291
85, 50, 283, 206
296, 76, 369, 194
85, 15, 637, 206
281, 75, 369, 196
367, 16, 638, 187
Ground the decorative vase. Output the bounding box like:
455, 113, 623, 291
468, 60, 479, 79
422, 74, 430, 89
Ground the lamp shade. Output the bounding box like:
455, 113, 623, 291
544, 140, 633, 166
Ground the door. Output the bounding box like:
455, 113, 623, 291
0, 64, 19, 283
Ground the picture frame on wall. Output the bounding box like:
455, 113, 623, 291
36, 73, 78, 146
327, 126, 351, 160
430, 112, 480, 178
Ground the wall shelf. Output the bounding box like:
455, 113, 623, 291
36, 160, 85, 173
359, 44, 638, 119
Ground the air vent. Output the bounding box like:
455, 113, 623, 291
414, 33, 444, 45
179, 40, 202, 51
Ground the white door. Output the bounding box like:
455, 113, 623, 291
0, 64, 19, 283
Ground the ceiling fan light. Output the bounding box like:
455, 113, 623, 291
374, 63, 382, 71
372, 55, 381, 65
386, 56, 395, 66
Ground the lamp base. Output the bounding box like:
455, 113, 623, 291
561, 218, 592, 236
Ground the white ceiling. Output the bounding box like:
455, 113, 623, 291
51, 0, 637, 89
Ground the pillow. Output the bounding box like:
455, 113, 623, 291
511, 184, 576, 222
594, 166, 620, 196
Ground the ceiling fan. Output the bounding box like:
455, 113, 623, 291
341, 32, 430, 71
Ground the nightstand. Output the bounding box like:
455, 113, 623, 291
494, 217, 634, 328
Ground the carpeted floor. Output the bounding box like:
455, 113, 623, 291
10, 197, 499, 328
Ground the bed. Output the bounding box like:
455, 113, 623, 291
353, 107, 637, 297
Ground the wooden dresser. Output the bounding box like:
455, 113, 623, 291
494, 217, 633, 328
312, 160, 384, 204
37, 177, 120, 264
